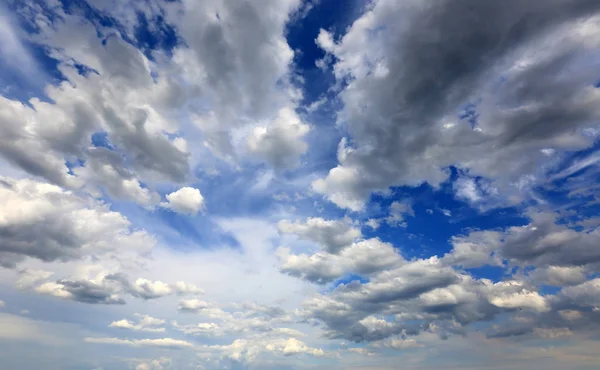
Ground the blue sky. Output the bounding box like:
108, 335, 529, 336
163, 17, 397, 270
1, 1, 600, 369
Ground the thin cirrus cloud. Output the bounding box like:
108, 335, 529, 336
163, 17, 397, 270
0, 1, 599, 370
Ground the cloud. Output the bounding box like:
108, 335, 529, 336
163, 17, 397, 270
199, 337, 324, 362
313, 0, 600, 209
73, 147, 160, 206
109, 314, 166, 333
347, 347, 377, 356
175, 299, 295, 337
2, 1, 600, 369
247, 107, 310, 169
499, 212, 600, 267
294, 255, 571, 342
277, 238, 402, 284
449, 210, 600, 269
134, 357, 172, 370
488, 288, 550, 313
161, 187, 205, 215
529, 266, 587, 287
0, 176, 154, 268
113, 276, 203, 300
15, 269, 54, 289
27, 269, 202, 304
277, 217, 362, 254
386, 199, 414, 227
557, 278, 600, 308
35, 278, 125, 305
0, 12, 191, 197
442, 230, 503, 268
374, 338, 422, 350
172, 281, 205, 295
84, 337, 193, 349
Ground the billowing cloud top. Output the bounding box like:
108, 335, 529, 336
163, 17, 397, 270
1, 1, 600, 369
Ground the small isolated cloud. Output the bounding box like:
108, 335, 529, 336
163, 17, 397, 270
35, 279, 125, 305
123, 278, 203, 300
109, 314, 166, 333
161, 187, 205, 215
84, 337, 193, 349
386, 200, 414, 227
365, 219, 381, 230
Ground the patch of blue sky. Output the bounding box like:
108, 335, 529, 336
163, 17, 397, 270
65, 158, 85, 175
538, 285, 562, 296
363, 173, 528, 261
458, 100, 480, 129
190, 162, 343, 222
0, 0, 66, 102
332, 274, 369, 290
465, 265, 508, 283
286, 0, 368, 107
108, 195, 241, 252
133, 10, 179, 58
6, 0, 179, 101
90, 131, 116, 150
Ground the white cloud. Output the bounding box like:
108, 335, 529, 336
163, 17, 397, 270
134, 357, 172, 370
109, 314, 166, 333
277, 238, 402, 284
200, 337, 324, 362
161, 187, 205, 215
172, 281, 204, 295
15, 269, 54, 289
84, 337, 193, 349
488, 288, 550, 313
0, 176, 154, 268
386, 200, 414, 227
377, 338, 422, 350
130, 279, 174, 299
365, 218, 381, 230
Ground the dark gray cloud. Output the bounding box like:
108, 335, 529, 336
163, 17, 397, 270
55, 279, 126, 305
314, 0, 600, 209
447, 210, 600, 270
500, 212, 600, 267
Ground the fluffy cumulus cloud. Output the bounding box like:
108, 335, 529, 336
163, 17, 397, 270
161, 187, 205, 215
247, 107, 310, 169
277, 238, 403, 284
0, 176, 154, 268
1, 1, 600, 369
109, 314, 166, 333
278, 217, 362, 254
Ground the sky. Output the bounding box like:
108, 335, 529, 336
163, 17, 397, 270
1, 0, 600, 369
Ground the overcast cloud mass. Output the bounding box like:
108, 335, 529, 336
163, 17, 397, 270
1, 0, 600, 369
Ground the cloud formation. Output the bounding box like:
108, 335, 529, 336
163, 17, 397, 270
1, 0, 600, 369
